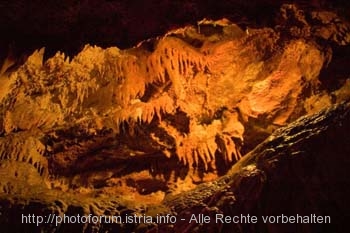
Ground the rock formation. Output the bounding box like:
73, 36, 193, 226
0, 3, 349, 233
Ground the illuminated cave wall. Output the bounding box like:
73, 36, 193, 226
0, 1, 349, 233
1, 1, 349, 196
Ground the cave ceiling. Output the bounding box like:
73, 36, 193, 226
0, 1, 350, 233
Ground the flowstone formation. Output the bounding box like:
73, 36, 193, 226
0, 4, 349, 233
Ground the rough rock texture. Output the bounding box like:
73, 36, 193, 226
161, 101, 350, 233
0, 3, 349, 233
1, 99, 349, 233
1, 0, 349, 57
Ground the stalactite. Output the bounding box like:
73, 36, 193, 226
159, 116, 243, 171
1, 10, 345, 179
0, 132, 48, 179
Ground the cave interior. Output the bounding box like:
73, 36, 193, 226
0, 1, 349, 233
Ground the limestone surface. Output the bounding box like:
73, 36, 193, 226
0, 4, 349, 233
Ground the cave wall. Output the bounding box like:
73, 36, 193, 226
1, 0, 349, 57
0, 2, 349, 233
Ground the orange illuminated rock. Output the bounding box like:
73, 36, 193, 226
0, 4, 349, 205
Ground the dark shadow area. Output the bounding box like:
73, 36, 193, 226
1, 0, 348, 60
